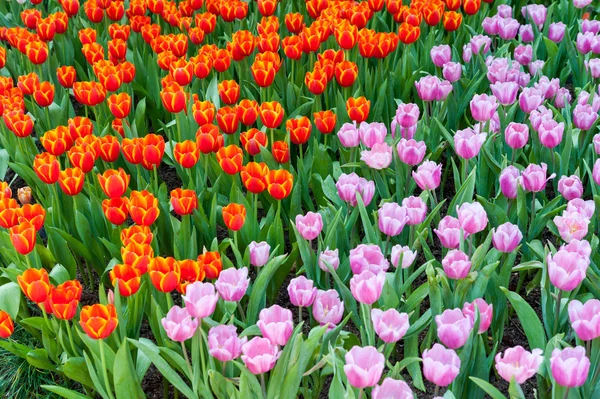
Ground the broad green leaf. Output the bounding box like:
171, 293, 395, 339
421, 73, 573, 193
501, 287, 547, 349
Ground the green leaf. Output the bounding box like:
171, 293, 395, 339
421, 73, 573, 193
448, 167, 477, 217
114, 341, 145, 399
0, 282, 20, 319
61, 357, 94, 389
501, 287, 547, 349
247, 255, 286, 324
49, 264, 71, 285
469, 377, 507, 399
42, 386, 91, 399
209, 370, 239, 399
26, 348, 56, 371
356, 194, 377, 243
237, 363, 264, 399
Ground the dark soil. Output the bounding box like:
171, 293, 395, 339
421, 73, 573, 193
158, 164, 183, 193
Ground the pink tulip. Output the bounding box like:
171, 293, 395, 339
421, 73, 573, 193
547, 248, 589, 291
215, 267, 250, 302
241, 337, 280, 374
457, 202, 488, 235
558, 175, 583, 200
582, 19, 600, 34
519, 88, 544, 113
248, 241, 270, 267
434, 216, 465, 249
499, 166, 520, 199
555, 87, 572, 108
521, 4, 546, 28
487, 58, 520, 84
336, 173, 375, 207
295, 212, 323, 241
551, 347, 590, 388
495, 346, 544, 384
574, 0, 593, 8
573, 104, 598, 131
470, 35, 492, 55
577, 32, 595, 54
372, 378, 413, 399
519, 24, 534, 43
377, 202, 409, 237
442, 250, 472, 279
413, 161, 442, 191
344, 346, 385, 388
470, 94, 498, 122
482, 16, 499, 35
569, 299, 600, 341
547, 21, 566, 43
577, 91, 600, 112
415, 75, 452, 102
337, 122, 360, 148
504, 122, 529, 149
498, 18, 520, 40
319, 248, 340, 272
359, 122, 387, 149
561, 239, 592, 259
553, 211, 590, 243
538, 120, 564, 149
594, 159, 600, 185
492, 222, 523, 253
566, 199, 595, 220
521, 163, 555, 192
182, 282, 219, 319
422, 344, 461, 386
350, 244, 390, 274
491, 82, 519, 106
586, 59, 600, 79
534, 76, 560, 99
454, 127, 487, 160
435, 308, 473, 349
396, 138, 426, 166
529, 105, 554, 131
390, 245, 417, 269
287, 276, 317, 308
514, 44, 533, 65
350, 270, 386, 305
430, 45, 451, 67
391, 122, 417, 140
462, 298, 493, 334
208, 324, 247, 362
361, 143, 393, 170
395, 103, 420, 128
402, 196, 427, 225
313, 289, 344, 328
594, 134, 600, 154
371, 308, 410, 343
462, 44, 472, 63
161, 306, 198, 342
443, 62, 462, 83
497, 5, 512, 18
257, 305, 294, 346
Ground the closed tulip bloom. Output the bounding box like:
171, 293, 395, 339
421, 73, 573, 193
547, 249, 589, 291
395, 103, 420, 128
402, 196, 427, 225
170, 188, 198, 216
371, 308, 410, 343
396, 139, 426, 166
457, 202, 488, 235
573, 104, 598, 131
109, 263, 141, 297
372, 378, 413, 399
337, 122, 361, 148
443, 250, 472, 279
286, 117, 312, 146
215, 267, 250, 302
361, 143, 393, 170
266, 169, 293, 199
182, 281, 219, 319
98, 168, 130, 198
442, 62, 462, 83
257, 305, 294, 346
58, 167, 85, 196
241, 337, 280, 374
568, 299, 600, 341
413, 161, 442, 191
454, 127, 487, 159
538, 120, 565, 149
490, 82, 519, 106
548, 22, 566, 43
319, 248, 340, 272
495, 346, 544, 384
222, 203, 246, 231
259, 101, 284, 129
208, 325, 247, 362
519, 88, 544, 113
554, 211, 590, 244
350, 271, 386, 305
462, 298, 493, 334
558, 175, 583, 200
377, 202, 409, 237
346, 96, 371, 123
174, 141, 200, 168
422, 344, 461, 386
470, 94, 498, 122
349, 244, 390, 275
10, 221, 37, 255
295, 212, 323, 241
334, 61, 358, 88
499, 166, 520, 199
390, 245, 417, 269
287, 276, 317, 308
79, 304, 118, 340
17, 204, 45, 231
430, 45, 451, 68
128, 190, 160, 226
520, 24, 535, 43
520, 163, 555, 192
18, 268, 51, 304
336, 173, 375, 207
435, 308, 473, 349
530, 106, 554, 131
504, 122, 529, 149
492, 222, 523, 253
358, 122, 387, 149
550, 347, 590, 388
0, 310, 13, 339
162, 306, 198, 343
314, 110, 336, 134
344, 346, 385, 388
566, 200, 595, 220
249, 241, 270, 267
149, 257, 180, 293
313, 289, 344, 328
415, 75, 453, 102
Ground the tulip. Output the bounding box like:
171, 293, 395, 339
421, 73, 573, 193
109, 264, 141, 297
521, 163, 554, 192
504, 122, 529, 149
568, 299, 600, 341
215, 267, 250, 302
241, 337, 280, 374
413, 161, 442, 191
266, 169, 293, 200
457, 202, 488, 235
377, 202, 409, 237
313, 289, 344, 328
435, 308, 473, 350
198, 252, 222, 280
162, 306, 198, 343
538, 120, 564, 149
319, 248, 340, 272
454, 128, 487, 160
550, 347, 590, 388
547, 249, 589, 291
344, 346, 385, 389
553, 211, 590, 243
492, 222, 523, 253
222, 203, 246, 231
287, 276, 317, 308
470, 94, 498, 122
249, 241, 270, 267
566, 199, 595, 221
390, 245, 417, 269
358, 122, 387, 149
208, 325, 247, 362
372, 378, 413, 399
442, 62, 462, 83
498, 166, 520, 199
429, 45, 451, 68
314, 110, 337, 134
462, 298, 493, 334
495, 346, 544, 384
149, 257, 180, 293
371, 308, 410, 343
422, 344, 461, 386
573, 104, 598, 131
79, 304, 118, 340
394, 103, 420, 128
0, 310, 13, 339
295, 212, 323, 241
182, 282, 219, 319
415, 75, 453, 102
346, 96, 371, 123
10, 221, 36, 255
128, 190, 160, 226
18, 268, 52, 304
350, 271, 386, 305
530, 106, 554, 131
519, 88, 544, 113
558, 175, 583, 201
396, 139, 426, 166
402, 196, 427, 225
98, 168, 130, 199
257, 305, 294, 346
336, 173, 375, 207
337, 122, 361, 148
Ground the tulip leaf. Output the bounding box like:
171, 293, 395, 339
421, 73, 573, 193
209, 370, 239, 399
246, 255, 286, 324
0, 281, 20, 320
236, 362, 264, 399
356, 194, 377, 244
60, 357, 94, 389
448, 167, 476, 217
49, 264, 71, 285
114, 340, 145, 399
83, 351, 110, 399
469, 377, 507, 399
41, 386, 91, 399
501, 287, 547, 349
26, 348, 56, 371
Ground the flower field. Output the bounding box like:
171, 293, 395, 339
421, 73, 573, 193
1, 0, 600, 398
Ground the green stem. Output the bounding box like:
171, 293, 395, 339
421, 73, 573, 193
554, 290, 563, 335
65, 320, 79, 356
563, 387, 570, 399
41, 308, 52, 332
528, 192, 536, 239
100, 340, 115, 399
260, 373, 267, 399
198, 324, 208, 388
175, 112, 183, 143
181, 341, 193, 379
237, 301, 247, 323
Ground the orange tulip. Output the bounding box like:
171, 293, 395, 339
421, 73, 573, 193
94, 61, 123, 92
177, 259, 205, 293
257, 0, 277, 16
174, 140, 200, 168
33, 153, 60, 184
286, 117, 312, 145
216, 145, 243, 175
266, 169, 293, 200
121, 225, 153, 246
195, 12, 216, 33
108, 24, 130, 41
0, 310, 13, 338
346, 96, 371, 123
82, 42, 105, 65
314, 110, 337, 134
121, 242, 153, 274
17, 204, 46, 231
68, 144, 96, 173
141, 133, 165, 170
10, 223, 36, 256
463, 0, 481, 15
301, 26, 321, 53
169, 58, 194, 87
26, 41, 48, 65
106, 1, 124, 21
231, 30, 256, 60
78, 28, 97, 45
36, 17, 56, 42
58, 167, 85, 196
170, 188, 197, 216
258, 32, 280, 53
112, 118, 124, 137
107, 92, 131, 119
222, 203, 246, 231
282, 35, 303, 60
49, 280, 82, 320
141, 23, 160, 44
334, 20, 358, 50
334, 61, 358, 88
73, 81, 106, 106
0, 182, 10, 200
198, 251, 222, 279
218, 80, 240, 105
21, 9, 41, 30
68, 116, 93, 140
445, 0, 461, 11
236, 99, 259, 126
0, 198, 19, 229
398, 22, 420, 44
110, 264, 141, 297
108, 38, 127, 61
102, 197, 129, 225
18, 268, 51, 303
189, 27, 205, 45
259, 101, 284, 129
216, 106, 239, 135
196, 124, 224, 154
3, 111, 33, 138
285, 13, 304, 34
149, 257, 180, 292
41, 126, 72, 156
423, 3, 443, 26
443, 11, 462, 31
240, 128, 268, 156
241, 162, 269, 194
79, 304, 119, 340
121, 138, 143, 164
192, 100, 215, 126
258, 16, 279, 35
33, 82, 55, 107
128, 190, 160, 226
251, 58, 278, 88
98, 168, 130, 198
57, 66, 77, 88
98, 135, 121, 162
161, 82, 187, 113
272, 141, 290, 164
305, 68, 328, 95
212, 49, 232, 73
17, 72, 39, 95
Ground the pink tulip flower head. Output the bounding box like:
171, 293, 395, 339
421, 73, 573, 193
582, 19, 600, 34
547, 248, 589, 291
491, 81, 519, 106
443, 62, 462, 83
495, 346, 544, 384
415, 75, 452, 102
561, 239, 592, 259
454, 127, 487, 159
248, 241, 270, 267
499, 166, 520, 199
550, 347, 590, 388
295, 212, 323, 241
337, 122, 360, 148
519, 88, 544, 113
435, 308, 473, 349
504, 122, 529, 149
462, 298, 493, 334
372, 378, 414, 399
492, 222, 523, 253
498, 17, 520, 40
430, 45, 452, 68
336, 173, 375, 207
395, 103, 420, 128
396, 138, 426, 166
361, 143, 393, 170
514, 44, 533, 65
594, 134, 600, 155
350, 270, 386, 305
552, 88, 570, 109
402, 196, 427, 225
390, 245, 417, 269
521, 4, 546, 28
313, 289, 344, 328
574, 0, 593, 8
497, 5, 512, 18
594, 159, 600, 185
182, 281, 219, 319
257, 305, 294, 346
590, 60, 600, 79
577, 32, 595, 54
377, 202, 409, 237
435, 216, 465, 249
573, 104, 598, 131
566, 199, 595, 220
520, 163, 555, 192
215, 267, 250, 302
553, 211, 590, 243
530, 105, 554, 131
548, 22, 566, 43
568, 299, 600, 341
457, 202, 488, 235
359, 122, 387, 149
162, 306, 198, 343
442, 249, 472, 280
371, 308, 410, 343
558, 175, 583, 200
538, 120, 565, 149
482, 16, 500, 36
350, 244, 390, 274
287, 276, 317, 308
319, 247, 340, 272
241, 337, 280, 375
413, 161, 442, 191
344, 346, 385, 388
462, 44, 472, 63
534, 76, 560, 100
470, 35, 492, 55
208, 324, 247, 362
519, 24, 534, 43
422, 344, 461, 386
470, 94, 498, 122
577, 90, 600, 112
